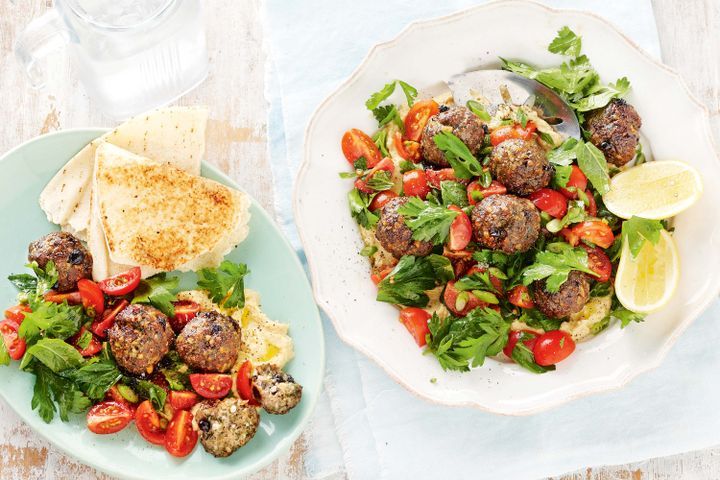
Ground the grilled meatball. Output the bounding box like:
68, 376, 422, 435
489, 138, 552, 196
584, 98, 642, 167
176, 311, 240, 373
193, 398, 259, 457
107, 304, 174, 375
421, 105, 486, 167
532, 270, 590, 319
28, 231, 92, 292
471, 194, 540, 253
375, 197, 433, 259
251, 364, 302, 415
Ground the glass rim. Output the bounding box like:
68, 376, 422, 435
62, 0, 177, 31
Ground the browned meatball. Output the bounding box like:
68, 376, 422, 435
584, 98, 642, 166
421, 105, 486, 167
175, 311, 240, 373
532, 270, 590, 319
28, 231, 92, 292
107, 304, 174, 375
375, 197, 433, 259
193, 398, 259, 457
489, 139, 553, 196
471, 194, 540, 253
251, 364, 302, 415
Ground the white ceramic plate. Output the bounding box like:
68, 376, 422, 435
295, 0, 720, 415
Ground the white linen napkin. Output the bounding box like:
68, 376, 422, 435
262, 2, 720, 479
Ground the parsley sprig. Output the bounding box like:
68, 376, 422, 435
432, 131, 484, 179
398, 198, 459, 245
522, 243, 598, 292
376, 255, 453, 307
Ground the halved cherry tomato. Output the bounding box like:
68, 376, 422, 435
443, 280, 486, 317
98, 267, 141, 296
354, 157, 395, 194
236, 360, 260, 406
581, 244, 612, 283
70, 326, 102, 357
0, 319, 26, 361
4, 305, 30, 323
508, 285, 535, 309
169, 391, 200, 411
164, 410, 198, 457
559, 165, 588, 199
402, 169, 430, 199
404, 99, 440, 142
91, 299, 128, 338
77, 279, 105, 317
465, 265, 504, 294
189, 373, 233, 399
559, 228, 579, 247
370, 266, 394, 286
135, 400, 166, 445
489, 122, 537, 146
393, 131, 421, 162
467, 180, 507, 205
584, 190, 598, 217
399, 307, 431, 347
503, 330, 539, 358
425, 168, 465, 189
447, 206, 472, 251
571, 220, 615, 249
369, 190, 398, 212
533, 330, 576, 366
44, 290, 82, 305
170, 301, 200, 333
87, 401, 133, 435
341, 128, 381, 167
529, 188, 568, 219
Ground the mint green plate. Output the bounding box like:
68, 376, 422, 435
0, 129, 325, 479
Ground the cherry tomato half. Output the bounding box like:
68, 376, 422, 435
508, 285, 535, 309
164, 410, 198, 458
467, 180, 507, 205
559, 228, 579, 247
559, 165, 588, 199
425, 168, 464, 189
44, 290, 82, 305
393, 131, 421, 162
502, 330, 539, 358
447, 205, 472, 251
399, 307, 431, 347
170, 301, 200, 333
533, 330, 576, 366
369, 191, 398, 212
443, 280, 486, 317
135, 400, 166, 445
370, 266, 394, 286
529, 188, 568, 219
87, 401, 133, 435
341, 129, 381, 167
489, 122, 537, 146
98, 267, 141, 296
169, 390, 200, 411
106, 384, 137, 409
402, 169, 430, 199
0, 319, 26, 361
571, 220, 615, 249
4, 305, 30, 323
354, 157, 395, 194
189, 373, 233, 399
581, 244, 612, 283
404, 100, 440, 142
91, 299, 128, 339
236, 360, 260, 406
70, 326, 102, 357
77, 279, 105, 317
465, 265, 504, 294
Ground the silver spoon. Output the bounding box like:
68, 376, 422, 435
447, 69, 582, 140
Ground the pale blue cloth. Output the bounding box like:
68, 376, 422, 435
262, 2, 720, 479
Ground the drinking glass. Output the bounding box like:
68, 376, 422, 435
14, 0, 209, 119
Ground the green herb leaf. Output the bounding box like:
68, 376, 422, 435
398, 197, 459, 245
516, 108, 528, 128
621, 216, 664, 258
376, 255, 451, 307
0, 335, 9, 366
159, 351, 191, 391
62, 356, 122, 400
125, 377, 167, 410
30, 363, 91, 423
545, 200, 586, 233
371, 130, 389, 157
132, 273, 179, 317
7, 273, 37, 295
575, 141, 610, 194
372, 104, 404, 130
518, 309, 564, 332
364, 171, 395, 191
612, 305, 645, 328
197, 260, 249, 309
432, 131, 483, 179
522, 243, 597, 292
365, 81, 397, 110
348, 189, 379, 229
572, 77, 631, 112
19, 301, 84, 345
440, 180, 469, 208
399, 160, 417, 174
552, 164, 573, 189
20, 338, 84, 372
466, 100, 491, 121
398, 80, 418, 106
548, 26, 582, 57
547, 138, 579, 166
511, 342, 555, 373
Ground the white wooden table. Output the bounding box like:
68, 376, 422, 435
1, 1, 718, 478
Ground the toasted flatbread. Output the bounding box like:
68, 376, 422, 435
94, 143, 250, 273
39, 106, 208, 240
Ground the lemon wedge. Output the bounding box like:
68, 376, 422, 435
615, 230, 679, 314
603, 160, 702, 220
